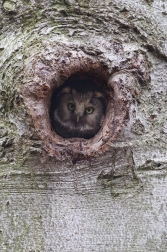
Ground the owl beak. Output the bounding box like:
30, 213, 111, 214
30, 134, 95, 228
76, 115, 80, 123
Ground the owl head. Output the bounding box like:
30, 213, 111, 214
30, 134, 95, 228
50, 78, 106, 139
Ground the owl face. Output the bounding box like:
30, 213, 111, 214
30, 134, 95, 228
50, 79, 106, 139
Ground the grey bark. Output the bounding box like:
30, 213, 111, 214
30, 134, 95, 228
1, 0, 167, 251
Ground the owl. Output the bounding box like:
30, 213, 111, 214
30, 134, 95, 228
50, 78, 106, 139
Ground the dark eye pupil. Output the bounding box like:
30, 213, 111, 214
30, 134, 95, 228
86, 107, 93, 114
68, 103, 75, 111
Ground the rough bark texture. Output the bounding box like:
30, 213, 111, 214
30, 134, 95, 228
1, 0, 167, 251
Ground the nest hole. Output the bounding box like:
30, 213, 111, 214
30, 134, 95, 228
23, 53, 130, 159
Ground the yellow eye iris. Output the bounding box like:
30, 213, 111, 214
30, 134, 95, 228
68, 103, 75, 111
85, 107, 94, 114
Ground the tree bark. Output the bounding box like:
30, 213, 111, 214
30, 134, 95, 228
1, 0, 167, 251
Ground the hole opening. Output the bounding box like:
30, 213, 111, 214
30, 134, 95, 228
23, 51, 131, 159
50, 73, 110, 140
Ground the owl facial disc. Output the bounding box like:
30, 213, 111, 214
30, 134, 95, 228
50, 78, 106, 139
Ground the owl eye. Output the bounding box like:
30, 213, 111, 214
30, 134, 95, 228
68, 103, 75, 111
85, 107, 94, 114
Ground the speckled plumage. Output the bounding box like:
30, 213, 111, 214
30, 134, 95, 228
50, 78, 106, 139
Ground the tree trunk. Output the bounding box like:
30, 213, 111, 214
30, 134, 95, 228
1, 0, 167, 251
